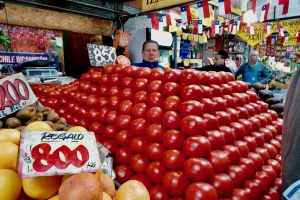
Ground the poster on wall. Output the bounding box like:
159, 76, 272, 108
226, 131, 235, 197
0, 24, 60, 71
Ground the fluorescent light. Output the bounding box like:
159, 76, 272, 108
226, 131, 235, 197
243, 10, 257, 24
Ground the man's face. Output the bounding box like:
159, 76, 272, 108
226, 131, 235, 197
214, 55, 224, 66
250, 52, 259, 63
142, 43, 160, 62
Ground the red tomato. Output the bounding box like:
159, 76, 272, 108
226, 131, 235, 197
57, 107, 68, 118
254, 171, 271, 194
102, 125, 118, 139
270, 139, 281, 152
148, 92, 165, 107
185, 182, 218, 200
120, 88, 136, 100
130, 174, 153, 190
220, 84, 232, 95
163, 96, 182, 112
80, 73, 91, 81
251, 132, 265, 147
255, 147, 270, 165
134, 78, 149, 91
271, 120, 283, 135
247, 152, 264, 171
254, 115, 268, 127
108, 96, 122, 110
88, 121, 105, 135
180, 115, 207, 136
116, 115, 134, 130
162, 111, 182, 129
147, 80, 162, 93
131, 118, 150, 135
261, 165, 277, 185
147, 107, 165, 123
273, 178, 282, 193
179, 69, 200, 85
86, 85, 100, 96
109, 74, 123, 86
119, 100, 134, 115
215, 111, 232, 126
44, 98, 60, 109
103, 64, 115, 75
238, 119, 253, 135
230, 188, 249, 200
179, 100, 203, 117
243, 135, 257, 152
163, 129, 186, 149
210, 173, 234, 198
105, 110, 120, 125
86, 94, 98, 108
149, 68, 164, 81
227, 165, 246, 188
98, 85, 110, 97
223, 144, 241, 165
244, 104, 256, 116
145, 142, 166, 161
183, 157, 213, 182
132, 103, 149, 118
86, 108, 100, 122
99, 107, 112, 123
257, 101, 269, 113
98, 74, 109, 85
267, 110, 278, 121
249, 102, 262, 114
199, 85, 212, 98
112, 63, 125, 74
183, 136, 211, 157
135, 67, 151, 79
96, 97, 109, 109
243, 180, 262, 200
222, 95, 236, 108
130, 153, 150, 173
203, 113, 219, 131
205, 130, 225, 150
163, 69, 181, 83
210, 84, 223, 97
180, 85, 203, 101
130, 136, 149, 153
230, 122, 246, 140
134, 91, 148, 104
114, 165, 134, 184
108, 86, 122, 97
115, 146, 133, 165
38, 96, 47, 105
267, 159, 281, 176
115, 130, 134, 146
162, 150, 187, 170
47, 90, 62, 99
262, 188, 280, 200
228, 81, 240, 93
238, 157, 257, 179
146, 124, 167, 142
162, 170, 190, 197
146, 162, 168, 183
260, 113, 272, 125
121, 77, 135, 89
102, 139, 118, 156
77, 106, 89, 118
123, 65, 137, 78
149, 185, 170, 200
207, 150, 230, 173
161, 82, 181, 96
212, 97, 227, 111
259, 128, 273, 143
208, 72, 222, 85
235, 107, 250, 119
234, 140, 249, 157
220, 126, 236, 144
200, 98, 215, 114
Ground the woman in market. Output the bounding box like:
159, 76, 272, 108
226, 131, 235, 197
197, 50, 232, 72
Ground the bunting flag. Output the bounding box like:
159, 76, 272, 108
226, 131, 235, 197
252, 0, 257, 14
215, 20, 220, 35
279, 0, 289, 15
193, 20, 203, 34
232, 21, 237, 35
159, 17, 164, 31
228, 19, 234, 34
264, 22, 271, 34
162, 10, 172, 26
236, 16, 242, 31
197, 0, 210, 19
260, 3, 270, 22
267, 36, 272, 45
297, 33, 300, 43
221, 22, 225, 34
218, 0, 231, 15
247, 24, 255, 35
147, 13, 159, 30
284, 34, 289, 43
181, 5, 192, 23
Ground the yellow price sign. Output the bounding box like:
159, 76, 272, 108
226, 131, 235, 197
193, 35, 199, 41
183, 59, 189, 67
182, 33, 188, 40
199, 35, 207, 43
177, 57, 182, 63
188, 34, 194, 41
177, 28, 182, 36
168, 50, 173, 56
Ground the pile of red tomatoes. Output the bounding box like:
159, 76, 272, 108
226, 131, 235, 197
31, 65, 283, 200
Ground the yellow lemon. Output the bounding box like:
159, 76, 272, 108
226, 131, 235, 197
23, 176, 61, 199
48, 194, 59, 200
24, 121, 52, 131
67, 126, 88, 132
0, 142, 18, 170
0, 129, 20, 145
0, 169, 22, 200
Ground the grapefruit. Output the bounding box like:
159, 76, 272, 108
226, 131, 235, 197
24, 121, 52, 131
0, 169, 22, 200
0, 129, 20, 145
115, 180, 150, 200
67, 126, 88, 132
0, 142, 18, 170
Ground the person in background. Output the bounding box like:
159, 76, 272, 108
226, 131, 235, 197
197, 50, 232, 72
115, 30, 131, 57
235, 50, 269, 84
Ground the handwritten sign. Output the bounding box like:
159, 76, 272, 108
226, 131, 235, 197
283, 36, 300, 46
280, 19, 300, 36
87, 44, 116, 67
18, 131, 101, 178
237, 22, 278, 46
0, 73, 37, 119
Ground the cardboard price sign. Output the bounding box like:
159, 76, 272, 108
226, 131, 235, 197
87, 44, 116, 67
280, 20, 300, 36
18, 131, 101, 178
0, 73, 37, 119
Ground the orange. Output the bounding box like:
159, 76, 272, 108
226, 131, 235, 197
59, 172, 103, 200
67, 126, 88, 132
115, 180, 150, 200
99, 173, 115, 198
48, 194, 59, 200
0, 169, 22, 200
24, 121, 52, 131
103, 192, 112, 200
0, 129, 21, 145
61, 174, 73, 184
23, 175, 61, 199
0, 142, 18, 170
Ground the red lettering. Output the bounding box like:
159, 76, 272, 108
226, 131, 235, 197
31, 143, 53, 172
2, 80, 20, 105
71, 145, 90, 168
51, 145, 72, 169
0, 86, 5, 110
14, 79, 29, 100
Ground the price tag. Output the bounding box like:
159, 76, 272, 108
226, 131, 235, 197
199, 35, 207, 43
177, 57, 182, 63
177, 28, 182, 36
183, 59, 189, 66
18, 131, 101, 178
188, 34, 194, 41
168, 50, 173, 56
182, 33, 188, 40
0, 73, 37, 119
193, 35, 199, 41
87, 44, 116, 67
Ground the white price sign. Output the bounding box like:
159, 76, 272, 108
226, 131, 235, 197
18, 131, 101, 178
87, 44, 116, 67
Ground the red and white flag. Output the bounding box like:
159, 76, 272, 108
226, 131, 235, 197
264, 22, 271, 34
162, 10, 172, 26
252, 0, 257, 14
247, 24, 255, 35
237, 16, 242, 31
231, 21, 237, 35
181, 5, 192, 23
228, 19, 234, 34
211, 20, 220, 35
277, 24, 285, 36
218, 0, 231, 15
159, 17, 164, 31
193, 20, 203, 34
197, 0, 210, 19
284, 34, 289, 43
279, 0, 289, 15
147, 13, 159, 30
260, 3, 270, 22
221, 22, 226, 34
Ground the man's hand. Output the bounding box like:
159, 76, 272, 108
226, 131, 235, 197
118, 30, 132, 48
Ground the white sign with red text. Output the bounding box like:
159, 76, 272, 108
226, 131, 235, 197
18, 130, 101, 178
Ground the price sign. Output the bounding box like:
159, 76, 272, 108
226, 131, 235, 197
182, 33, 188, 40
183, 59, 189, 67
0, 73, 37, 119
87, 44, 116, 67
18, 131, 101, 178
177, 57, 182, 63
193, 35, 199, 41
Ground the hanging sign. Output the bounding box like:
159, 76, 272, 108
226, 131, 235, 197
237, 22, 277, 46
190, 7, 215, 27
87, 44, 116, 67
18, 130, 101, 178
142, 0, 197, 12
0, 73, 37, 119
283, 36, 299, 46
209, 0, 243, 15
280, 20, 300, 36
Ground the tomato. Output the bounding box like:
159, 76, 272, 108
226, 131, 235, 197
67, 101, 77, 110
77, 118, 90, 129
205, 130, 225, 150
98, 85, 110, 97
183, 158, 213, 182
47, 90, 62, 99
234, 140, 249, 158
207, 150, 230, 173
134, 91, 148, 104
257, 101, 269, 113
123, 65, 137, 77
162, 111, 182, 129
238, 119, 253, 135
251, 132, 265, 147
238, 157, 257, 179
162, 170, 190, 197
88, 121, 105, 135
163, 69, 181, 83
212, 97, 227, 111
183, 136, 211, 157
215, 111, 232, 126
121, 77, 135, 88
135, 67, 151, 79
146, 161, 168, 183
102, 125, 118, 139
78, 93, 88, 105
108, 86, 122, 97
254, 171, 271, 194
247, 152, 264, 171
260, 113, 272, 125
220, 84, 232, 95
130, 136, 149, 153
180, 85, 203, 101
180, 115, 207, 136
270, 139, 281, 153
261, 165, 277, 185
130, 174, 153, 190
243, 135, 257, 152
86, 85, 100, 95
210, 173, 234, 198
230, 188, 249, 200
222, 95, 236, 108
199, 85, 212, 98
249, 102, 262, 114
267, 159, 281, 176
103, 64, 115, 75
109, 74, 123, 86
228, 81, 240, 93
200, 98, 215, 114
130, 153, 150, 173
235, 107, 250, 119
149, 68, 165, 81
244, 104, 256, 116
210, 84, 223, 97
185, 182, 218, 200
273, 178, 282, 193
114, 165, 134, 184
223, 144, 241, 165
120, 88, 136, 100
80, 73, 91, 81
145, 142, 166, 161
259, 128, 273, 143
134, 78, 149, 91
227, 165, 246, 188
105, 110, 120, 125
86, 108, 100, 122
149, 185, 170, 200
99, 107, 112, 123
163, 96, 182, 112
97, 97, 109, 109
179, 100, 203, 117
38, 96, 47, 105
44, 98, 60, 109
262, 187, 280, 200
230, 122, 246, 140
148, 80, 163, 93
148, 92, 165, 107
70, 115, 80, 126
115, 146, 133, 165
232, 93, 246, 107
57, 107, 68, 118
220, 126, 236, 144
267, 110, 278, 121
86, 94, 98, 108
115, 130, 134, 146
243, 180, 262, 200
271, 120, 283, 135
161, 82, 181, 96
77, 106, 89, 118
163, 129, 186, 149
132, 103, 149, 118
116, 115, 134, 130
112, 63, 125, 74
162, 150, 187, 170
119, 100, 134, 115
179, 69, 200, 85
131, 118, 150, 135
203, 113, 219, 130
146, 124, 167, 142
147, 107, 165, 123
